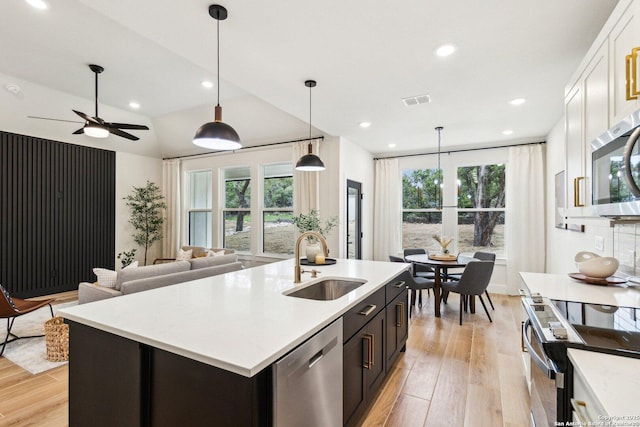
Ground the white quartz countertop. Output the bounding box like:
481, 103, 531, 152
59, 259, 408, 377
519, 272, 640, 309
568, 348, 640, 418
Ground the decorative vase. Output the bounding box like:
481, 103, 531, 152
305, 241, 323, 262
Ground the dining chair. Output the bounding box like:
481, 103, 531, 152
1, 285, 55, 357
440, 260, 494, 325
389, 256, 435, 312
403, 248, 437, 284
448, 251, 496, 310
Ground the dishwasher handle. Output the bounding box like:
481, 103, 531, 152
308, 350, 323, 368
522, 319, 558, 379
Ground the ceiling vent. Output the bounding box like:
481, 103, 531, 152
402, 94, 431, 107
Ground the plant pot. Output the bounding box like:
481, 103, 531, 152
305, 241, 323, 262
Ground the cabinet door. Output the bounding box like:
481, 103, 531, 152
584, 41, 610, 146
364, 309, 386, 397
609, 0, 640, 124
566, 83, 586, 214
343, 330, 367, 426
386, 288, 408, 369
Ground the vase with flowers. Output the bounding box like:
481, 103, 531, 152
292, 209, 337, 261
432, 234, 453, 254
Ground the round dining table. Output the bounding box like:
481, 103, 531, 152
404, 254, 476, 317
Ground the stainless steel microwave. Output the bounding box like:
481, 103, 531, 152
591, 108, 640, 217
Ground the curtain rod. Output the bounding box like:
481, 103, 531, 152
163, 136, 324, 160
373, 140, 545, 160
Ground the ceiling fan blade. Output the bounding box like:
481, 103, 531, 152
105, 122, 149, 130
73, 110, 99, 124
73, 128, 85, 135
28, 115, 84, 124
109, 128, 139, 141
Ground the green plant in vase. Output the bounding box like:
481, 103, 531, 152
292, 209, 337, 261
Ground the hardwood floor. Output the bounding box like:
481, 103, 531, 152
359, 293, 530, 427
0, 293, 529, 427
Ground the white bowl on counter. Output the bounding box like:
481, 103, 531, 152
574, 251, 619, 278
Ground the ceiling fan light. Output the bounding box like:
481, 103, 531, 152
295, 153, 325, 171
193, 120, 241, 150
84, 123, 109, 138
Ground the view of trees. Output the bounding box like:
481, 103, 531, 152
225, 179, 251, 231
457, 164, 505, 246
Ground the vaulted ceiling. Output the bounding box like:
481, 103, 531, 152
0, 0, 619, 158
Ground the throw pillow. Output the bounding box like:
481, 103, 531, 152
176, 249, 193, 261
206, 249, 227, 257
0, 284, 17, 309
93, 268, 118, 289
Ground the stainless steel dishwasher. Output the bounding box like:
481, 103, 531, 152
273, 317, 343, 427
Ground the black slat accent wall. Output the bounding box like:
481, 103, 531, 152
1, 131, 115, 298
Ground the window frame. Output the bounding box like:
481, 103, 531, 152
186, 169, 213, 248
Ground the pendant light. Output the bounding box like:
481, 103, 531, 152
295, 80, 325, 171
193, 4, 241, 150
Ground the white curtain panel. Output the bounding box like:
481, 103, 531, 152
292, 139, 321, 215
162, 159, 181, 259
373, 158, 401, 261
506, 144, 545, 294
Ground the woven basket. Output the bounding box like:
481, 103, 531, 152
44, 316, 69, 362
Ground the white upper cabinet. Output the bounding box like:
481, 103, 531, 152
609, 0, 640, 125
565, 82, 587, 215
584, 42, 610, 146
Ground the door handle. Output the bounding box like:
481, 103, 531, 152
626, 47, 640, 100
358, 305, 377, 316
574, 177, 585, 207
396, 302, 405, 328
362, 334, 374, 369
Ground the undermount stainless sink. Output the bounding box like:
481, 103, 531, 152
285, 278, 367, 301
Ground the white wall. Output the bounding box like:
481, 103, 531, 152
338, 137, 375, 260
115, 152, 164, 268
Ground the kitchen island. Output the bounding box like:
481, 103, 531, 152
59, 258, 410, 427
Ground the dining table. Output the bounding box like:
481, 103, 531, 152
404, 254, 476, 317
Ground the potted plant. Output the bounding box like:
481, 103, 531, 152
116, 249, 137, 268
292, 209, 337, 260
124, 181, 166, 265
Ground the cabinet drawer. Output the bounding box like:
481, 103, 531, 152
343, 287, 385, 342
385, 270, 410, 303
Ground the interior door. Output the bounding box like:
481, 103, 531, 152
346, 180, 362, 259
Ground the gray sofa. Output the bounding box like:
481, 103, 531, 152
78, 253, 242, 304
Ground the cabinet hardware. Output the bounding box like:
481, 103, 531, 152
573, 177, 585, 207
358, 305, 377, 316
363, 334, 374, 369
396, 302, 404, 328
570, 399, 589, 423
392, 281, 405, 289
626, 47, 640, 101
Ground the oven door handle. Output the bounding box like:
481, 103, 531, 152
522, 319, 557, 379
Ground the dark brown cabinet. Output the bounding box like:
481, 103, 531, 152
343, 272, 409, 427
386, 288, 409, 368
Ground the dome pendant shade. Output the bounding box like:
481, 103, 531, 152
296, 143, 325, 171
193, 105, 241, 150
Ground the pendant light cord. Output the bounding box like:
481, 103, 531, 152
216, 12, 220, 107
94, 71, 99, 117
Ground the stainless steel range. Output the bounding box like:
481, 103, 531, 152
521, 294, 640, 426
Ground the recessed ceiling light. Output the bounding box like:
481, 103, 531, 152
5, 84, 21, 94
435, 44, 456, 57
360, 121, 371, 128
25, 0, 48, 10
201, 80, 214, 89
509, 98, 526, 106
502, 130, 514, 135
388, 143, 397, 148
129, 101, 140, 109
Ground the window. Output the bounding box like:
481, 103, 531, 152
263, 163, 294, 255
223, 167, 251, 251
457, 164, 505, 256
187, 170, 212, 248
402, 168, 443, 251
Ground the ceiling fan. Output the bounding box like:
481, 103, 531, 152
29, 64, 149, 141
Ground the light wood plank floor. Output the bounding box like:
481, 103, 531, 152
360, 293, 530, 427
0, 293, 529, 427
